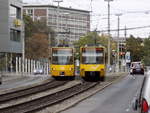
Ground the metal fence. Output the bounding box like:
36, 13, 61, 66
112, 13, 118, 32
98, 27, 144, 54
15, 57, 49, 75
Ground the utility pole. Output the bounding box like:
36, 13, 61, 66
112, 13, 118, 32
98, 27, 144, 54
53, 0, 63, 44
116, 13, 122, 72
64, 13, 69, 45
104, 0, 113, 70
94, 29, 97, 45
124, 26, 127, 39
22, 22, 25, 75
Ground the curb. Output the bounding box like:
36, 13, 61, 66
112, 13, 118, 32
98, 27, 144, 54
0, 77, 52, 95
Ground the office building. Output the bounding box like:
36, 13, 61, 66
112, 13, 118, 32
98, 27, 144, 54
23, 4, 90, 44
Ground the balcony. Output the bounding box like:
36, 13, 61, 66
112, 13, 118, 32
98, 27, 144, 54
13, 19, 21, 27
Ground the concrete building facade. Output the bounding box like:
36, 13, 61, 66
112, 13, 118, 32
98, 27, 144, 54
0, 0, 24, 71
0, 0, 23, 53
23, 4, 90, 44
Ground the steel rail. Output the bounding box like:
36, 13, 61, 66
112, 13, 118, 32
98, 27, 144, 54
0, 82, 98, 113
0, 80, 67, 103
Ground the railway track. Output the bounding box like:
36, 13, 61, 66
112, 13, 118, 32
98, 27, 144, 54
0, 74, 124, 113
0, 79, 68, 102
0, 81, 98, 113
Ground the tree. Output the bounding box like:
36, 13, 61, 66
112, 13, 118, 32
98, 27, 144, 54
74, 32, 117, 63
143, 37, 150, 65
26, 33, 49, 59
23, 14, 34, 38
126, 35, 144, 62
74, 32, 111, 48
23, 14, 56, 60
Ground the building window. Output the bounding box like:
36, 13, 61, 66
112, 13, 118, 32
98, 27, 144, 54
10, 29, 21, 42
26, 9, 33, 16
10, 5, 21, 19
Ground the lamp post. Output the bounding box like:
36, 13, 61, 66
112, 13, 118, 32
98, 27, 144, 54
20, 19, 25, 75
61, 13, 70, 40
104, 0, 113, 70
53, 0, 63, 44
115, 13, 122, 72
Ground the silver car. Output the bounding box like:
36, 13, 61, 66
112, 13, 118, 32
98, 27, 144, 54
130, 62, 144, 75
133, 72, 150, 113
33, 68, 44, 75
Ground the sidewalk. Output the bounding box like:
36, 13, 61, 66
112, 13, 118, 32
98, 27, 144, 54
2, 72, 50, 77
0, 74, 51, 94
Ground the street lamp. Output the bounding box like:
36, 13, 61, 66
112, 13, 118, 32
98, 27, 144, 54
59, 12, 70, 46
21, 21, 25, 74
53, 0, 63, 44
104, 0, 113, 70
64, 13, 70, 45
115, 13, 122, 72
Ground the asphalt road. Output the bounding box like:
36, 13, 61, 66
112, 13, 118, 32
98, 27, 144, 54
61, 74, 144, 113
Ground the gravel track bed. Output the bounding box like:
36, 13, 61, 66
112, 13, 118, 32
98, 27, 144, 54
0, 81, 81, 109
0, 77, 53, 95
0, 80, 68, 103
36, 73, 127, 113
0, 81, 98, 113
0, 73, 126, 113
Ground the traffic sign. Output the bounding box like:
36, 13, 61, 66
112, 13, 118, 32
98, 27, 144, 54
125, 52, 131, 63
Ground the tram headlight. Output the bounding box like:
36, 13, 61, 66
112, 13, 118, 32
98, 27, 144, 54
69, 68, 73, 70
81, 69, 84, 72
101, 69, 105, 74
101, 69, 104, 71
52, 68, 55, 70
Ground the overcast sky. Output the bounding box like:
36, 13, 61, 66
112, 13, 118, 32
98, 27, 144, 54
23, 0, 150, 38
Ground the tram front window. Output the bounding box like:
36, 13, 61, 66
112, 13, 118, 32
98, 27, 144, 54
82, 48, 104, 64
52, 49, 73, 65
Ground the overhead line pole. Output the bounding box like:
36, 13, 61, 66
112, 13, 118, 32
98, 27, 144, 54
53, 0, 63, 45
116, 13, 122, 72
104, 0, 113, 70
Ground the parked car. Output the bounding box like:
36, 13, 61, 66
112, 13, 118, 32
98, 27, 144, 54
132, 72, 150, 113
33, 68, 44, 75
130, 62, 144, 75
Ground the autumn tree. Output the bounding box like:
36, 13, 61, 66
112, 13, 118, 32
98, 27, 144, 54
23, 14, 56, 60
26, 34, 49, 59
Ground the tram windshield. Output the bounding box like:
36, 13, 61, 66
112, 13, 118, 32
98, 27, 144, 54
52, 48, 73, 65
81, 48, 104, 64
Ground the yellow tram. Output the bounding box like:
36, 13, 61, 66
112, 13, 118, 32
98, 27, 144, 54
80, 46, 106, 81
50, 47, 75, 79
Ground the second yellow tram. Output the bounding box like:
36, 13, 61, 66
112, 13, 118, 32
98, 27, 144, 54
50, 47, 75, 79
80, 46, 106, 81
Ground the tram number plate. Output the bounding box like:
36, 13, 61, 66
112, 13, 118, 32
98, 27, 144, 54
60, 72, 65, 76
60, 74, 65, 76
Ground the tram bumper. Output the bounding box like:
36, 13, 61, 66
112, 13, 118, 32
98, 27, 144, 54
80, 64, 105, 78
85, 71, 100, 77
51, 65, 75, 77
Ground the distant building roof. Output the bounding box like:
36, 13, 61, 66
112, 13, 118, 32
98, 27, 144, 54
112, 37, 127, 42
23, 4, 90, 13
